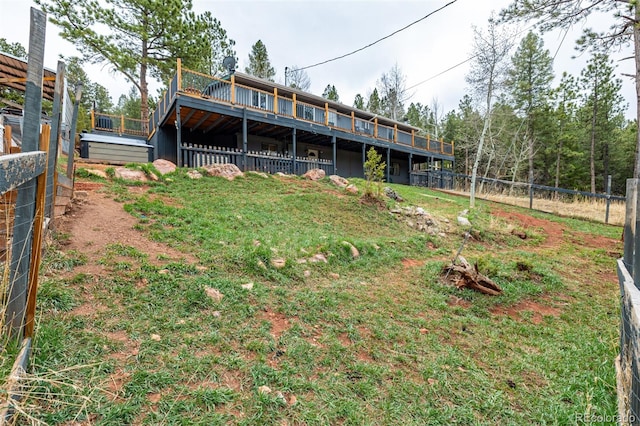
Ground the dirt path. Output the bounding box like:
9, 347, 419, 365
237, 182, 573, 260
57, 186, 198, 276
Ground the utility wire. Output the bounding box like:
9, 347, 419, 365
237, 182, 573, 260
296, 0, 459, 72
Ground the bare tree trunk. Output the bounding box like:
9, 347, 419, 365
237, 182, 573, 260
634, 4, 640, 178
140, 39, 149, 134
590, 80, 598, 194
471, 86, 492, 209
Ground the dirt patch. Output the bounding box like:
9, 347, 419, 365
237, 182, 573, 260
402, 258, 426, 268
74, 182, 105, 191
260, 308, 291, 340
338, 332, 351, 346
57, 188, 198, 268
492, 210, 564, 248
491, 300, 561, 324
446, 295, 471, 308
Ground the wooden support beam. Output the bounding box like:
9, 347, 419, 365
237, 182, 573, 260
0, 76, 55, 84
203, 116, 227, 134
231, 74, 236, 104
177, 58, 182, 91
191, 112, 212, 131
0, 152, 47, 194
181, 108, 197, 126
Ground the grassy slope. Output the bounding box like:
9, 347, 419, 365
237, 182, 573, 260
29, 171, 621, 425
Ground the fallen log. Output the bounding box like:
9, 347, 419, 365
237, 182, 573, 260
443, 255, 502, 296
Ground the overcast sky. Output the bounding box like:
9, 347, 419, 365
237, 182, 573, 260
1, 0, 636, 120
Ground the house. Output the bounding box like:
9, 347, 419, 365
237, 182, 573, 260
93, 59, 455, 187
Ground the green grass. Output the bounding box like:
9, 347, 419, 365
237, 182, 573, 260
22, 172, 622, 424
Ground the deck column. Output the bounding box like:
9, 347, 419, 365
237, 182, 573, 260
242, 108, 248, 171
332, 135, 337, 175
176, 104, 182, 167
292, 127, 297, 175
362, 143, 366, 176
386, 147, 391, 183
409, 153, 413, 185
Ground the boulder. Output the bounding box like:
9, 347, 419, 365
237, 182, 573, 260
115, 167, 147, 182
457, 216, 471, 227
329, 175, 349, 188
383, 186, 404, 202
342, 241, 360, 259
202, 163, 244, 181
153, 159, 177, 175
303, 168, 325, 181
204, 287, 224, 302
187, 170, 203, 179
345, 184, 359, 194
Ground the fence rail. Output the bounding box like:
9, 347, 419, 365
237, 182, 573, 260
180, 143, 334, 175
92, 112, 147, 137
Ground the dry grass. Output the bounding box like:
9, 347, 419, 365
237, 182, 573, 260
449, 189, 626, 226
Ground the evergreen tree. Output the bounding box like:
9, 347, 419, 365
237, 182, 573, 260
505, 31, 554, 187
322, 84, 339, 101
353, 94, 365, 110
37, 0, 232, 128
245, 40, 276, 81
367, 89, 382, 115
579, 53, 625, 192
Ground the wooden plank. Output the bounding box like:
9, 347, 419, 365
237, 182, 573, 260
0, 151, 46, 194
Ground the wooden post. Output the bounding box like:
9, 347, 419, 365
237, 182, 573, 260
624, 179, 638, 271
242, 108, 248, 172
325, 103, 329, 126
176, 104, 182, 167
7, 7, 46, 339
440, 138, 444, 154
606, 175, 612, 224
332, 135, 337, 175
3, 125, 11, 154
411, 129, 415, 147
292, 127, 297, 175
46, 60, 64, 219
634, 178, 640, 285
177, 58, 182, 91
292, 94, 297, 118
374, 117, 378, 138
24, 126, 49, 338
427, 134, 430, 151
90, 109, 95, 130
394, 124, 398, 143
231, 74, 236, 104
274, 88, 278, 114
351, 112, 355, 132
121, 115, 125, 135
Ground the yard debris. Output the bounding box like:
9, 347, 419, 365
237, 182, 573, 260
150, 334, 161, 341
257, 259, 267, 269
253, 239, 261, 247
389, 205, 446, 235
212, 311, 222, 318
443, 255, 502, 296
205, 287, 224, 302
275, 391, 287, 404
86, 168, 108, 179
288, 394, 298, 405
303, 270, 311, 277
241, 282, 254, 290
328, 272, 340, 279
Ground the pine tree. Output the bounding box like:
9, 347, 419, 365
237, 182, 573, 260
353, 94, 365, 110
322, 85, 339, 101
245, 40, 276, 81
505, 31, 554, 189
367, 89, 382, 115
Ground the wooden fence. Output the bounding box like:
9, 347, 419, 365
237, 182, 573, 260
180, 143, 334, 176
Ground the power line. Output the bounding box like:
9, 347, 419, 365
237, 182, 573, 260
296, 0, 459, 72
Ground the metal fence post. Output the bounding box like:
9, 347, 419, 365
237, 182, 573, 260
624, 179, 637, 271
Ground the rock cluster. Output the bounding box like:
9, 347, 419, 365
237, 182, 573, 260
202, 163, 244, 181
390, 206, 448, 236
303, 168, 326, 181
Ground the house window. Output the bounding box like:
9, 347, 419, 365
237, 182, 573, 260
328, 111, 337, 126
252, 91, 267, 109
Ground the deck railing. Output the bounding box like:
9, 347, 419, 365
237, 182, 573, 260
92, 111, 147, 137
181, 143, 334, 175
143, 60, 456, 156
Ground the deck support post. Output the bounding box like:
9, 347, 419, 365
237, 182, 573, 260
292, 127, 297, 175
409, 153, 413, 186
332, 135, 336, 175
386, 147, 391, 183
176, 104, 182, 167
362, 143, 366, 176
242, 108, 248, 171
